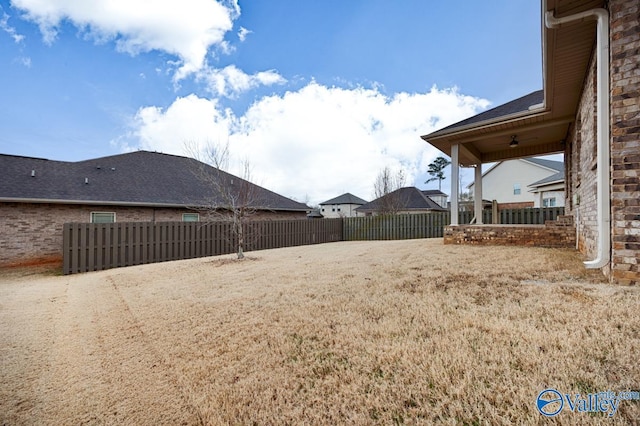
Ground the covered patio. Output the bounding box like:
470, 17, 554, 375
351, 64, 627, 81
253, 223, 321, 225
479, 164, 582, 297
421, 0, 608, 262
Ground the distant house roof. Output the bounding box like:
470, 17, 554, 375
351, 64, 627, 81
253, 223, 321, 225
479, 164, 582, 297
356, 187, 447, 213
468, 156, 564, 189
529, 171, 565, 188
0, 151, 310, 212
522, 157, 564, 173
319, 192, 367, 205
421, 189, 447, 197
306, 209, 324, 218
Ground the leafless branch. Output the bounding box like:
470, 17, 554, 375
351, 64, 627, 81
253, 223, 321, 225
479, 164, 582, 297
184, 140, 261, 259
373, 166, 406, 215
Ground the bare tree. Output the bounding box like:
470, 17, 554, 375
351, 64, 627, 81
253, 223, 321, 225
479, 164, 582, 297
185, 140, 260, 260
373, 166, 406, 215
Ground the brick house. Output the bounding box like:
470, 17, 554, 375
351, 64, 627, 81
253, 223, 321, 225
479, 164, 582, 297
0, 151, 310, 267
356, 187, 447, 216
421, 0, 639, 284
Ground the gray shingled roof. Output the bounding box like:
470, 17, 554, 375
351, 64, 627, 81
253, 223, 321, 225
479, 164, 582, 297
529, 171, 564, 188
356, 187, 447, 212
0, 151, 309, 211
523, 157, 564, 173
319, 192, 367, 205
421, 189, 447, 197
431, 90, 544, 135
473, 157, 564, 185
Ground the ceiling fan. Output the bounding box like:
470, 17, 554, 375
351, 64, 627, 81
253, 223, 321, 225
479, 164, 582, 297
509, 135, 539, 148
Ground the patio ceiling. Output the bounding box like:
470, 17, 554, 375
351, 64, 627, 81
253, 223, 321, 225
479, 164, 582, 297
421, 0, 605, 167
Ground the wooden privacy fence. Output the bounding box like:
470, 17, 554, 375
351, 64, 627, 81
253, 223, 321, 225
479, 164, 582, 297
458, 206, 564, 225
343, 213, 449, 240
63, 218, 342, 274
343, 207, 564, 241
62, 207, 564, 274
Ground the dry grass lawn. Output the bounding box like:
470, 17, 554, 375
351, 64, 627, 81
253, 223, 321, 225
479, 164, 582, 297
1, 239, 639, 425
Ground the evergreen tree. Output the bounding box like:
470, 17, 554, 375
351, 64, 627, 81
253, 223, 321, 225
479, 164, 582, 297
424, 156, 451, 190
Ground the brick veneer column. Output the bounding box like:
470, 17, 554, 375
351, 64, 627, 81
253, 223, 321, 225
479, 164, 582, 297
610, 0, 640, 284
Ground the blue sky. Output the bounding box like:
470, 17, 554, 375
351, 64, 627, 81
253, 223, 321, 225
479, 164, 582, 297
0, 0, 544, 204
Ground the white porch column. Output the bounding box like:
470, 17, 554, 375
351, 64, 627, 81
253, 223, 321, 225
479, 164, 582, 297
450, 144, 459, 225
474, 164, 483, 224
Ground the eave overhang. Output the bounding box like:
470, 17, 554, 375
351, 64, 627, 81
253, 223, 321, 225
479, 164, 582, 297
421, 0, 604, 166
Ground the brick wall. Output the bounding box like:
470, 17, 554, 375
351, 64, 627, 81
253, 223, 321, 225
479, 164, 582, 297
565, 54, 599, 258
0, 202, 306, 268
443, 216, 576, 248
610, 0, 640, 285
497, 202, 534, 210
564, 0, 640, 284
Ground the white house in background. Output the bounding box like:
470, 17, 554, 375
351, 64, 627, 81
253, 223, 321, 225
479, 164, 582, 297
528, 169, 565, 208
421, 189, 448, 208
319, 193, 367, 218
468, 157, 564, 209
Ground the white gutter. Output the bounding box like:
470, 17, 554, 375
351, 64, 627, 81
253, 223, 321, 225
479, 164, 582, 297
545, 6, 610, 269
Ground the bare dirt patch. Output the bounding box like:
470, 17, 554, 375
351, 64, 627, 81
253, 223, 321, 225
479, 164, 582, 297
1, 239, 638, 425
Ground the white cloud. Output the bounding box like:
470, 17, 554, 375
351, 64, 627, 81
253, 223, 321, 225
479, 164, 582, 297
196, 65, 286, 98
1, 7, 25, 43
11, 0, 239, 79
121, 94, 235, 154
119, 84, 489, 205
237, 26, 251, 42
15, 56, 31, 67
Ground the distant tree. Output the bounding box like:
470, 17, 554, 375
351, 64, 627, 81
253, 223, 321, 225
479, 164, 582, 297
373, 166, 406, 215
424, 156, 451, 191
460, 190, 473, 201
458, 189, 474, 212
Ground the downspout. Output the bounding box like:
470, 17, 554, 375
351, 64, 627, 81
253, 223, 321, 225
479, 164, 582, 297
545, 6, 610, 269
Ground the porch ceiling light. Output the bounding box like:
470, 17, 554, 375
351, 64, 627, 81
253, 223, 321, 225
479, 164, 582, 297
509, 135, 519, 148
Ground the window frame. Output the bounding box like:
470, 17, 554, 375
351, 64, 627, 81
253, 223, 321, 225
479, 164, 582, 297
513, 184, 521, 195
90, 212, 116, 223
182, 213, 200, 222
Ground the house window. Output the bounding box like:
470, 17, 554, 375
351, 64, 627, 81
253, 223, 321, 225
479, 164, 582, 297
321, 208, 325, 212
91, 212, 115, 223
543, 197, 557, 207
513, 184, 521, 195
182, 213, 200, 222
337, 208, 341, 212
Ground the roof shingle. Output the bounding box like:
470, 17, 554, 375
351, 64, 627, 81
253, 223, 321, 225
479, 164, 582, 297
357, 187, 447, 212
319, 193, 367, 205
428, 90, 544, 136
0, 151, 309, 211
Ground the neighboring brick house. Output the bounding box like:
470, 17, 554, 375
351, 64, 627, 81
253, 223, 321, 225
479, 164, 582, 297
356, 187, 447, 216
319, 193, 367, 218
0, 151, 310, 267
422, 0, 639, 284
